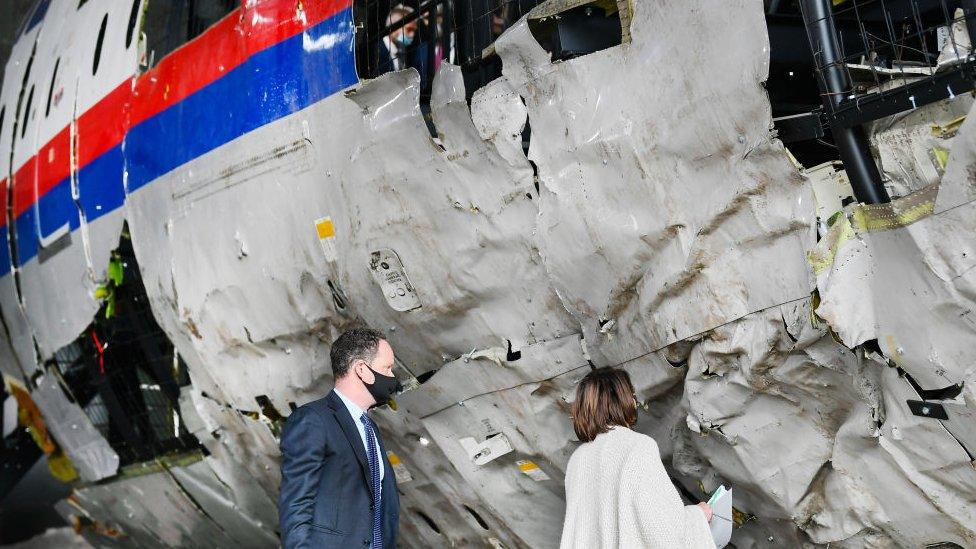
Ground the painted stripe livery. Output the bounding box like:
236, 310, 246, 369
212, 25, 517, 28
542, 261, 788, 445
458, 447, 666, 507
2, 0, 357, 275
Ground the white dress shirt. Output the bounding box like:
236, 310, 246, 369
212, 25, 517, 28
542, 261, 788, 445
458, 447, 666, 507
334, 388, 385, 481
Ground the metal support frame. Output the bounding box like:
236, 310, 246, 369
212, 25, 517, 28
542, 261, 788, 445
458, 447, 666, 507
964, 0, 976, 47
830, 58, 976, 128
800, 0, 891, 204
773, 110, 826, 143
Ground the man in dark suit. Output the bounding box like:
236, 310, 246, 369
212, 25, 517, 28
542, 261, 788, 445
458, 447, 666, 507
279, 328, 402, 548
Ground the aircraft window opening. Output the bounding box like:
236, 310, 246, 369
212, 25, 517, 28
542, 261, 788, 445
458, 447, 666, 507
125, 0, 141, 49
51, 226, 201, 466
45, 57, 59, 118
0, 107, 5, 140
92, 13, 108, 75
78, 0, 90, 9
462, 504, 491, 530
413, 509, 443, 534
20, 85, 34, 139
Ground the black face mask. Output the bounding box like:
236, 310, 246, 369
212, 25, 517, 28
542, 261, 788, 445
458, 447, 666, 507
363, 366, 402, 407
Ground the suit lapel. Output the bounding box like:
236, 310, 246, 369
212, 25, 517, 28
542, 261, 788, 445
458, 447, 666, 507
326, 390, 374, 497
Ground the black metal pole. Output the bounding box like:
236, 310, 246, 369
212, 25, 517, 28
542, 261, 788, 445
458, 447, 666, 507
800, 0, 890, 204
963, 0, 976, 50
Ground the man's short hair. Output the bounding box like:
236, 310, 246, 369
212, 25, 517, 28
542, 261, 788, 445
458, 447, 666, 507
330, 328, 386, 379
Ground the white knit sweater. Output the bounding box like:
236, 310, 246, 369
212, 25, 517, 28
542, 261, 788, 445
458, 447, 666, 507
560, 427, 715, 549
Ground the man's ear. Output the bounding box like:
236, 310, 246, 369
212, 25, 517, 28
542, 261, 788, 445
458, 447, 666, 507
354, 360, 375, 384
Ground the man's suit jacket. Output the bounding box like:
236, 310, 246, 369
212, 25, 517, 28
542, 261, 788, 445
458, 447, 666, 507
279, 390, 399, 548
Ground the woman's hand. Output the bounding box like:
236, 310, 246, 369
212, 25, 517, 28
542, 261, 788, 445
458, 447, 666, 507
697, 502, 713, 523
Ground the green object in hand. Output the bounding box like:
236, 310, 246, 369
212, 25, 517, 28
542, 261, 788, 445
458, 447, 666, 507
708, 485, 727, 506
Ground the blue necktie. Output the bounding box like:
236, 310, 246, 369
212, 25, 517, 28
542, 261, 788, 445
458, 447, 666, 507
360, 413, 383, 549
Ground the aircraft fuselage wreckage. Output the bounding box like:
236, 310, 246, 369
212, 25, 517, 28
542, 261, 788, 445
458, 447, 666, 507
1, 0, 975, 547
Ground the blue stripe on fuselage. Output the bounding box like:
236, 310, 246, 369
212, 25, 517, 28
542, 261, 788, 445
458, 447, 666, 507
7, 7, 356, 276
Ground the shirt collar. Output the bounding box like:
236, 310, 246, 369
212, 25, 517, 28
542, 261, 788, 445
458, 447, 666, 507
334, 387, 366, 420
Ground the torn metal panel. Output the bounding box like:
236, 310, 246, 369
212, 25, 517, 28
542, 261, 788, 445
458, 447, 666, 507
1, 2, 580, 548
17, 213, 126, 361
469, 76, 531, 172
179, 386, 281, 508
3, 0, 974, 547
0, 293, 33, 378
335, 67, 577, 365
417, 378, 575, 548
494, 0, 816, 368
2, 389, 15, 437
790, 61, 976, 546
370, 407, 528, 548
115, 0, 359, 413
124, 63, 573, 412
411, 349, 683, 548
166, 460, 279, 548
677, 303, 880, 547
868, 94, 973, 199
66, 455, 238, 548
937, 95, 976, 212
941, 9, 973, 67
179, 386, 282, 530
811, 186, 976, 388
124, 111, 346, 413
827, 365, 976, 547
30, 373, 118, 482
397, 332, 587, 417
676, 296, 976, 547
802, 161, 854, 234
54, 498, 129, 548
808, 216, 876, 348
940, 400, 976, 455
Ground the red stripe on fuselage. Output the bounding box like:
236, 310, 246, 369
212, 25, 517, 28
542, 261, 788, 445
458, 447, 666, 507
12, 127, 70, 219
6, 0, 349, 223
0, 177, 8, 217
